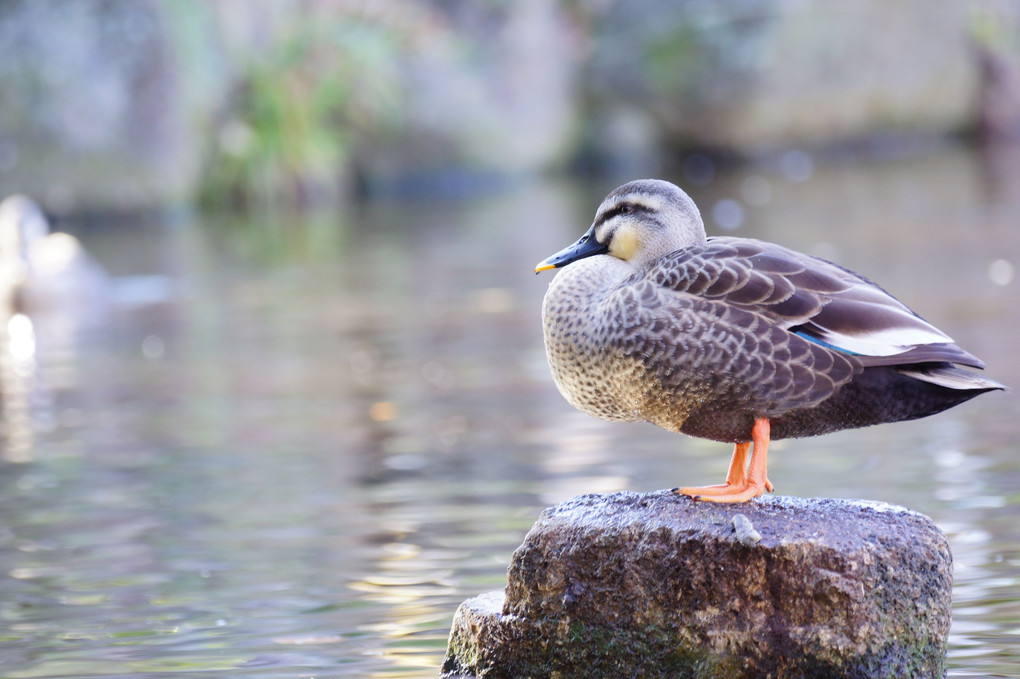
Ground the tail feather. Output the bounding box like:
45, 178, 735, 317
897, 364, 1006, 392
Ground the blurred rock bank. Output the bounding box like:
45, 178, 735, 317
1, 0, 1019, 211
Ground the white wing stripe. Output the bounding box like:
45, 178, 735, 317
810, 322, 954, 357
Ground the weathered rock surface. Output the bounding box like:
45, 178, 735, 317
443, 491, 952, 679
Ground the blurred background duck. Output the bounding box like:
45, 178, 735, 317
0, 194, 108, 318
536, 179, 1004, 503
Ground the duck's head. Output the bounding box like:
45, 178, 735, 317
0, 195, 49, 261
535, 179, 706, 273
0, 195, 50, 286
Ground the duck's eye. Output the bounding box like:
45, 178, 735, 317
619, 204, 634, 215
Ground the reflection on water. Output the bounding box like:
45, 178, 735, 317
1, 313, 39, 462
0, 144, 1017, 677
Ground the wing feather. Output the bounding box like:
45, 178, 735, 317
648, 237, 983, 368
605, 287, 861, 414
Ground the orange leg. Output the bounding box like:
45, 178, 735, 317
674, 418, 774, 503
692, 441, 750, 490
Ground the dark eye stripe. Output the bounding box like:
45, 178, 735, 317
596, 201, 651, 226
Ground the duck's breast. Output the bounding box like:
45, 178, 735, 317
541, 256, 651, 422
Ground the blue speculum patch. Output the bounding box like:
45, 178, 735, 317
793, 331, 863, 356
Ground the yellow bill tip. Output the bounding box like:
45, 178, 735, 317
534, 260, 556, 274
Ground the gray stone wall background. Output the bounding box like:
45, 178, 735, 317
1, 0, 1019, 212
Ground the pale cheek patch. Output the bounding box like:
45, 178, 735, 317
610, 227, 640, 261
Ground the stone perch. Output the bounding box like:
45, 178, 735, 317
442, 491, 952, 679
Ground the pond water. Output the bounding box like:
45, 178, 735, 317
0, 142, 1017, 678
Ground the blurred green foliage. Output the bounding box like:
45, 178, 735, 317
201, 13, 403, 209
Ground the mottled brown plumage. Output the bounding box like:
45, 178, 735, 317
536, 179, 1003, 502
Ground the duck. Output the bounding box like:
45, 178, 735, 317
535, 179, 1004, 503
0, 194, 108, 317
